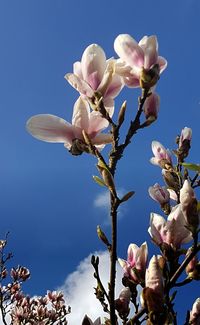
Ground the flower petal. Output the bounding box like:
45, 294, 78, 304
157, 56, 168, 73
81, 44, 106, 90
114, 34, 144, 68
65, 73, 94, 98
72, 97, 90, 133
26, 114, 75, 145
73, 61, 83, 79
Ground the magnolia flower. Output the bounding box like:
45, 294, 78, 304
148, 183, 170, 205
189, 298, 200, 324
149, 204, 193, 249
118, 242, 148, 284
65, 44, 123, 110
179, 127, 192, 148
143, 92, 160, 121
114, 34, 167, 88
150, 141, 172, 169
26, 97, 112, 155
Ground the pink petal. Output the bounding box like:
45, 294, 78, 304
114, 34, 144, 68
72, 97, 90, 134
143, 36, 158, 69
26, 114, 75, 146
88, 111, 109, 135
104, 73, 124, 98
65, 73, 94, 98
81, 44, 106, 90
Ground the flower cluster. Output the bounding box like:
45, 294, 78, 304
0, 239, 70, 325
26, 33, 166, 156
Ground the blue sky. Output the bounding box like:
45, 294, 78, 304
0, 0, 200, 323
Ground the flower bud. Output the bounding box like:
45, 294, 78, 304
118, 101, 126, 127
143, 93, 160, 121
115, 287, 131, 318
148, 183, 170, 205
180, 180, 199, 232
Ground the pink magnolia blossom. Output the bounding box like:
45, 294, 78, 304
189, 298, 200, 324
150, 141, 172, 168
65, 44, 123, 110
26, 97, 113, 154
118, 242, 148, 284
149, 204, 192, 249
143, 92, 160, 120
148, 183, 170, 205
114, 34, 167, 88
179, 127, 192, 148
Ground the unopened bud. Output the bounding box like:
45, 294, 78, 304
97, 226, 110, 248
118, 101, 126, 127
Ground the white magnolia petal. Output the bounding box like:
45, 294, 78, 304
73, 61, 83, 79
158, 56, 168, 73
26, 114, 75, 145
72, 97, 90, 132
65, 73, 94, 98
81, 44, 106, 90
88, 111, 109, 135
144, 36, 158, 69
114, 34, 144, 68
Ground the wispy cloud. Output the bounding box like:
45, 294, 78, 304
93, 189, 127, 224
58, 250, 124, 324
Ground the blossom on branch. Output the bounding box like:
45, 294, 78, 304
26, 97, 113, 155
118, 242, 148, 285
148, 183, 170, 205
65, 44, 123, 110
149, 204, 192, 249
114, 34, 167, 88
150, 141, 172, 169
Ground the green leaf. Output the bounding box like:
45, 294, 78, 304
92, 175, 106, 187
181, 163, 200, 172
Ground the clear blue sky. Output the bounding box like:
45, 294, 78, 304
0, 0, 200, 322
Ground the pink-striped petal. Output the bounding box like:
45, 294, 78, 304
81, 44, 106, 90
26, 114, 75, 145
65, 73, 94, 98
114, 34, 144, 68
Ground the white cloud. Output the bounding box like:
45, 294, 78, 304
58, 250, 124, 324
93, 189, 127, 224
